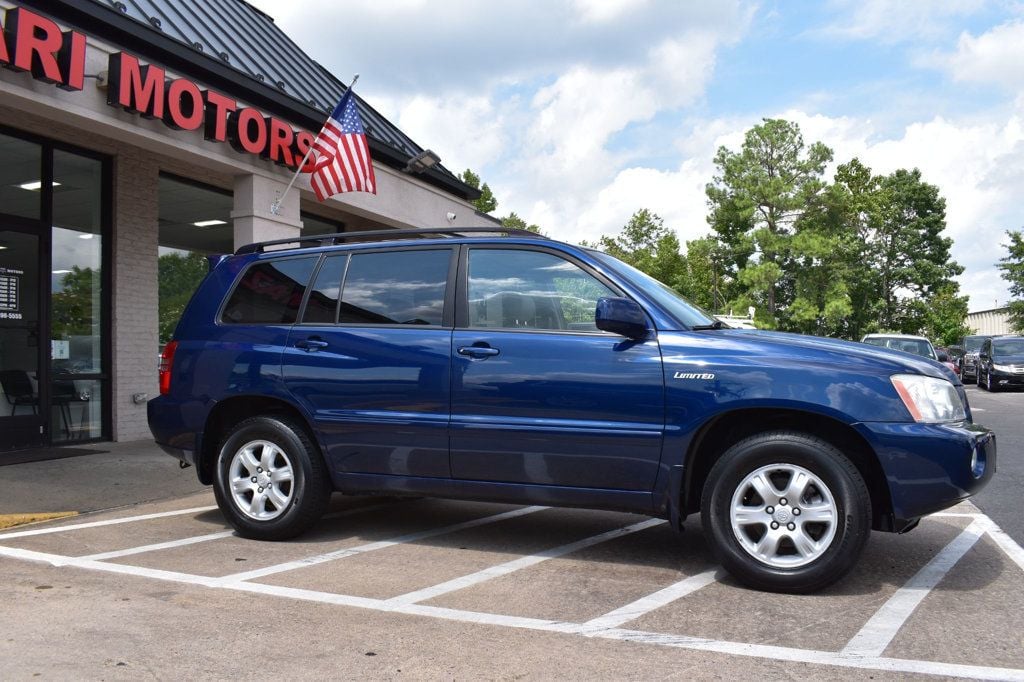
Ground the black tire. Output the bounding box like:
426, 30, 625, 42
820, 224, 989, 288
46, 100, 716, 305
985, 369, 998, 392
977, 368, 984, 388
700, 431, 871, 593
213, 415, 331, 540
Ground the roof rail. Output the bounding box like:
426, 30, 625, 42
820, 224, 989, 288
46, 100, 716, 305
234, 226, 548, 254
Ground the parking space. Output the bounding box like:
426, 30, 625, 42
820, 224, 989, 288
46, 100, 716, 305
2, 491, 1024, 680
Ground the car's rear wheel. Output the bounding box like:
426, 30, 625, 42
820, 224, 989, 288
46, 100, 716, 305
701, 431, 871, 593
213, 416, 331, 540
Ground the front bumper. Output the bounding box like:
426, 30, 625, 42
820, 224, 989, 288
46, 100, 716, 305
988, 370, 1024, 388
856, 420, 995, 529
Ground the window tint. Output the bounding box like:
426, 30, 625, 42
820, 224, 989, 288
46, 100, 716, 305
221, 257, 317, 324
339, 250, 449, 326
468, 249, 614, 332
302, 255, 347, 323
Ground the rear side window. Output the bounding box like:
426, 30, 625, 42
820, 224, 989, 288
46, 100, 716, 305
339, 249, 450, 326
302, 255, 347, 324
221, 257, 318, 324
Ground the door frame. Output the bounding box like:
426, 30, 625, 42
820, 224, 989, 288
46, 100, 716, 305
0, 124, 113, 450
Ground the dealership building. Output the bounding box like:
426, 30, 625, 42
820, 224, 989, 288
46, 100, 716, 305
0, 0, 487, 453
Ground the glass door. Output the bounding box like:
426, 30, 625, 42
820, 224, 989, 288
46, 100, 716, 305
0, 228, 44, 450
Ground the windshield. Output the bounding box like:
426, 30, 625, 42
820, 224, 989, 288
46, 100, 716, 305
589, 251, 716, 329
864, 337, 936, 359
992, 338, 1024, 357
964, 336, 987, 352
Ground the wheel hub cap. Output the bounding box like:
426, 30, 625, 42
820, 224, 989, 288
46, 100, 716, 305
729, 463, 838, 569
228, 440, 295, 521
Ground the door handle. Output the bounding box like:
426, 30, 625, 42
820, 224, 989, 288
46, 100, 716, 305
457, 345, 500, 359
295, 338, 329, 352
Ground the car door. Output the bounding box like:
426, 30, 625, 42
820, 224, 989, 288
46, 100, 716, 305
450, 245, 666, 491
282, 246, 456, 478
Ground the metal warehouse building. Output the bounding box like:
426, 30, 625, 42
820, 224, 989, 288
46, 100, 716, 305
0, 0, 487, 453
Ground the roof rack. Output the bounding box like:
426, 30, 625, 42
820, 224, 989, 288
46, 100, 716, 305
234, 226, 548, 254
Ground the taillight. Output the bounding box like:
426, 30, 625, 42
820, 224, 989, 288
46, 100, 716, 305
159, 341, 178, 395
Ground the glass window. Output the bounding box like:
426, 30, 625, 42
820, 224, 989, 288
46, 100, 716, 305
158, 175, 233, 345
468, 249, 615, 332
51, 151, 103, 375
993, 338, 1024, 356
221, 257, 317, 324
339, 250, 449, 326
303, 255, 347, 324
301, 212, 344, 237
0, 133, 42, 220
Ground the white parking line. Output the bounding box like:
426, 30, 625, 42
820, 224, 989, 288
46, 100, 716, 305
0, 505, 218, 540
2, 513, 1024, 680
221, 505, 547, 582
383, 518, 665, 607
80, 531, 236, 561
978, 516, 1024, 573
580, 569, 722, 631
841, 518, 987, 658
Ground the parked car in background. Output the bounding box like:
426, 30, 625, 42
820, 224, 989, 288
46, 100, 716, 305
977, 336, 1024, 392
149, 227, 995, 594
959, 335, 991, 382
860, 334, 939, 361
934, 347, 960, 376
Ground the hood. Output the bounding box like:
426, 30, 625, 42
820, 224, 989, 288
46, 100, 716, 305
665, 329, 956, 383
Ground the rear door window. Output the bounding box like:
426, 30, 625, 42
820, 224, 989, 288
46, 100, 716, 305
221, 256, 318, 324
339, 249, 450, 326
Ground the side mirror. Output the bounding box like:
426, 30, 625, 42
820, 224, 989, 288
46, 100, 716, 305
596, 297, 649, 340
937, 352, 949, 362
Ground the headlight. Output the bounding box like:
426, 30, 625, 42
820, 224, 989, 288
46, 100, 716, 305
992, 363, 1013, 373
890, 374, 967, 423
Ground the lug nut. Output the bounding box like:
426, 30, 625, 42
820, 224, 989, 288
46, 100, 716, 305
258, 487, 264, 493
793, 508, 801, 516
770, 522, 779, 530
788, 523, 796, 531
766, 506, 774, 514
257, 467, 263, 473
251, 477, 257, 483
780, 498, 788, 506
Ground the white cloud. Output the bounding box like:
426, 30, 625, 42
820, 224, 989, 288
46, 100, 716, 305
931, 20, 1024, 91
813, 0, 988, 43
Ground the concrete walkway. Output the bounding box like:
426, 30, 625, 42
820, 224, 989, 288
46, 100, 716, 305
0, 440, 208, 518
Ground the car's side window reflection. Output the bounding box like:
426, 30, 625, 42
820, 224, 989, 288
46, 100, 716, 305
467, 249, 614, 332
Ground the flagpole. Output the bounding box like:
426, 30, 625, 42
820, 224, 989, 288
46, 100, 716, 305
270, 73, 359, 215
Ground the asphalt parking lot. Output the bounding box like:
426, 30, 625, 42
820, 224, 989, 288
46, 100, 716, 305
0, 387, 1022, 680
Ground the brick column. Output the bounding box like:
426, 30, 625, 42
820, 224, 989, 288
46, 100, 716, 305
231, 174, 302, 250
111, 148, 159, 441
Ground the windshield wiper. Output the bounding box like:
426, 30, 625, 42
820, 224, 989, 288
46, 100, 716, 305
690, 320, 727, 331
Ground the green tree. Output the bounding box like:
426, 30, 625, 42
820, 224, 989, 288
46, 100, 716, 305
460, 168, 498, 214
872, 168, 964, 334
501, 211, 543, 235
706, 119, 833, 328
921, 284, 970, 346
678, 236, 723, 312
159, 252, 208, 345
998, 229, 1024, 332
595, 209, 685, 290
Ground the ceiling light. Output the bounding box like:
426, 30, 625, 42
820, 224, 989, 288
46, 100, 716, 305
78, 234, 95, 240
0, 245, 7, 250
52, 269, 72, 274
403, 149, 441, 174
193, 219, 227, 227
18, 180, 61, 191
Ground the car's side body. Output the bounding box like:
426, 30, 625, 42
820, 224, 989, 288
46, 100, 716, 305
976, 335, 1024, 391
150, 236, 994, 541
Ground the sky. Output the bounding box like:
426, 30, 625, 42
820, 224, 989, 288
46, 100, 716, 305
248, 0, 1024, 311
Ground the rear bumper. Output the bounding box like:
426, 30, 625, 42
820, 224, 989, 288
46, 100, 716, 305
856, 421, 995, 528
147, 395, 203, 468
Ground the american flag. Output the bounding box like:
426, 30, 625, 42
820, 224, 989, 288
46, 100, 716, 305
305, 89, 376, 199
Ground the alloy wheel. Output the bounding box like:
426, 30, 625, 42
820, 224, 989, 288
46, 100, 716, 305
228, 440, 295, 521
729, 463, 838, 569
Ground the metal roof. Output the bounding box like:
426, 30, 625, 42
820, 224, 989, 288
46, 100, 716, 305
21, 0, 476, 199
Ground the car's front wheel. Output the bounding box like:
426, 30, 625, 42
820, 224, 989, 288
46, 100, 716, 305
213, 416, 331, 540
701, 431, 871, 593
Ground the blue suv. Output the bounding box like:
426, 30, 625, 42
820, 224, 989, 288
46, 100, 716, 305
148, 228, 995, 593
